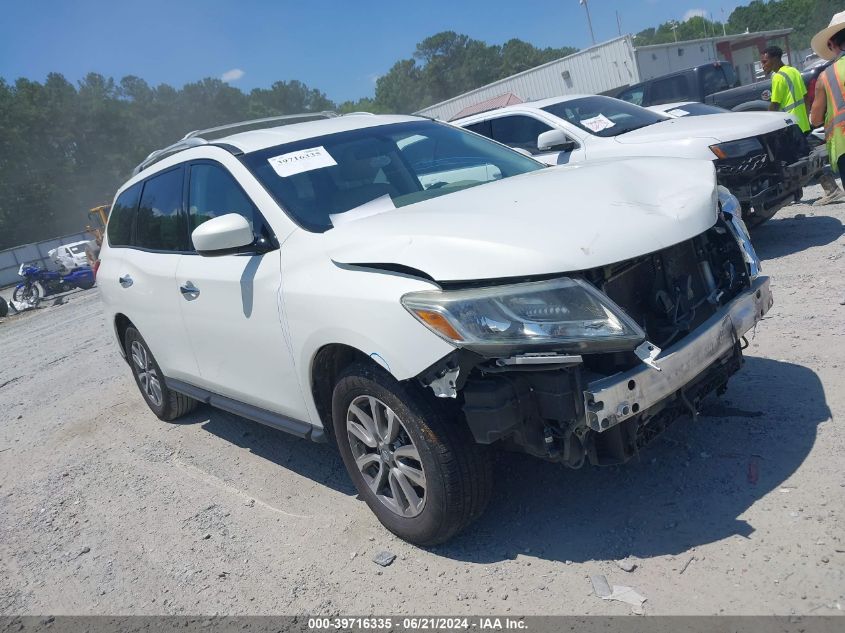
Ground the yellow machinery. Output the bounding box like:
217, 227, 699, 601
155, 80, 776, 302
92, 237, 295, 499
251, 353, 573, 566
86, 204, 109, 241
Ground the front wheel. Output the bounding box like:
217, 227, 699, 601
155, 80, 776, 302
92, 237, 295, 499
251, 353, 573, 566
12, 282, 44, 308
332, 363, 492, 546
124, 326, 198, 421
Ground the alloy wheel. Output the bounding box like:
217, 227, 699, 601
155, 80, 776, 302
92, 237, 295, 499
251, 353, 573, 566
346, 395, 427, 518
130, 340, 163, 408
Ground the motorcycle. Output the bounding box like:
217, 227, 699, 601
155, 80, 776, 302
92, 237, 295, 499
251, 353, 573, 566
12, 262, 95, 309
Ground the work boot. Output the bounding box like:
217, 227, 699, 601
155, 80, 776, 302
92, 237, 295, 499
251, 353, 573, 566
813, 189, 845, 206
814, 172, 845, 206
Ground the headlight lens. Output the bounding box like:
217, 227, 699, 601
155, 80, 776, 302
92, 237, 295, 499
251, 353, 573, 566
718, 185, 761, 278
710, 138, 764, 159
402, 277, 645, 356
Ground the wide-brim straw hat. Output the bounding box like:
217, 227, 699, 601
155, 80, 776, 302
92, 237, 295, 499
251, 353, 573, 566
812, 11, 845, 60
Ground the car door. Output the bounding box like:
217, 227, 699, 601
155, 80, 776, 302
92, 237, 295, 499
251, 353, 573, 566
113, 166, 200, 381
488, 114, 584, 166
175, 160, 307, 419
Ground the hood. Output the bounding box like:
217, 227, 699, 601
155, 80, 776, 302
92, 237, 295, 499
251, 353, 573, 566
325, 157, 718, 283
615, 112, 791, 145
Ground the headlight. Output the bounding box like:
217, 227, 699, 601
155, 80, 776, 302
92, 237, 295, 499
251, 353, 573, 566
710, 138, 764, 159
401, 277, 645, 356
718, 185, 761, 278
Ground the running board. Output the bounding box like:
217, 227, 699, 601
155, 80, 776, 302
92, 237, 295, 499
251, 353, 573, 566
166, 378, 326, 442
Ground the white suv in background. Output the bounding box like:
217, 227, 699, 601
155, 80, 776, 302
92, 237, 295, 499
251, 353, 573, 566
99, 112, 771, 544
453, 94, 819, 227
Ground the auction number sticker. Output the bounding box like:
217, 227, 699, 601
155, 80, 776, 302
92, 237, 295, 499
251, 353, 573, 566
268, 146, 337, 177
579, 113, 615, 133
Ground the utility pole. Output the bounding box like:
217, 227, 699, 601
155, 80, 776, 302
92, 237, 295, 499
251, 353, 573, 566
580, 0, 596, 46
670, 20, 679, 42
721, 8, 727, 36
616, 10, 622, 37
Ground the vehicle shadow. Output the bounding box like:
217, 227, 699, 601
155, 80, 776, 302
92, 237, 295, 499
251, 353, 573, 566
432, 356, 829, 563
752, 213, 843, 260
177, 406, 356, 496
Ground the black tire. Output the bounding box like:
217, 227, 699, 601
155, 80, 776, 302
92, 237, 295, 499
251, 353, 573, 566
12, 282, 43, 308
332, 362, 492, 546
124, 326, 198, 421
0, 298, 7, 318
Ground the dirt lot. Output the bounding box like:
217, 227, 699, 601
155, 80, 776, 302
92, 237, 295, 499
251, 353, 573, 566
1, 184, 844, 616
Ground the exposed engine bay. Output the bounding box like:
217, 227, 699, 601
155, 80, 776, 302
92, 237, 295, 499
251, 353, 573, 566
419, 211, 772, 468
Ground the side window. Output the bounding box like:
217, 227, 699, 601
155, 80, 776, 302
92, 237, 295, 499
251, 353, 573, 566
464, 120, 493, 139
700, 65, 730, 96
106, 183, 141, 247
618, 86, 644, 106
188, 163, 274, 247
650, 75, 690, 104
135, 167, 187, 252
490, 116, 553, 154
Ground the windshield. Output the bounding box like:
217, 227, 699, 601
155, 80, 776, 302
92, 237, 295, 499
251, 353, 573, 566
242, 120, 543, 233
663, 103, 729, 117
542, 96, 666, 137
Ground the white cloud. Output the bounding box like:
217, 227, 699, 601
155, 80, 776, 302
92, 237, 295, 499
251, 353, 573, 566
221, 68, 245, 82
683, 8, 707, 21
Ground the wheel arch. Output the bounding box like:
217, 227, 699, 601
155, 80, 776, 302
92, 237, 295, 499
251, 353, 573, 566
113, 313, 134, 359
310, 343, 385, 443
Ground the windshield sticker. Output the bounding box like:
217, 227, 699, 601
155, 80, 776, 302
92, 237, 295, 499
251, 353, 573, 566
329, 194, 395, 228
267, 146, 337, 177
580, 114, 615, 133
666, 108, 690, 117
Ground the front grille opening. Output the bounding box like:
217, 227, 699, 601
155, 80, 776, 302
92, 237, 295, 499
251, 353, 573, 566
580, 222, 747, 374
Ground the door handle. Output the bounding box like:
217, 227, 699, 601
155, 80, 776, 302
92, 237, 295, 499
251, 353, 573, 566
179, 282, 200, 300
119, 274, 133, 288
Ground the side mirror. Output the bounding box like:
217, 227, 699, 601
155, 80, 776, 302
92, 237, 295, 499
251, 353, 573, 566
192, 214, 256, 256
537, 129, 577, 153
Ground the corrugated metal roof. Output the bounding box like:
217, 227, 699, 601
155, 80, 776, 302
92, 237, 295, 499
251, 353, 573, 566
448, 93, 523, 121
417, 36, 639, 121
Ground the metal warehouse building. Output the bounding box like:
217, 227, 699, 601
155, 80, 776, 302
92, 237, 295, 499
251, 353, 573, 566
417, 29, 793, 121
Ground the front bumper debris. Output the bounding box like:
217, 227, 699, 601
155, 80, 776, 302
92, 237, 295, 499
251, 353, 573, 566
584, 276, 772, 433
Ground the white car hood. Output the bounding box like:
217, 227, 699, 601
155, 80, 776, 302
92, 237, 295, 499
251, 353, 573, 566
326, 157, 718, 283
615, 112, 792, 145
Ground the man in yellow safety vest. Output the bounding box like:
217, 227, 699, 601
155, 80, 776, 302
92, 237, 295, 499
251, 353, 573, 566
763, 44, 844, 206
811, 11, 845, 201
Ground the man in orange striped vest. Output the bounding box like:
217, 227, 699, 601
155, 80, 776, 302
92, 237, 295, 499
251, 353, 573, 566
811, 12, 845, 205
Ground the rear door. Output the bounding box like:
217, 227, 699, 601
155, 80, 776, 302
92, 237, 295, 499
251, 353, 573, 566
175, 160, 306, 419
113, 166, 199, 381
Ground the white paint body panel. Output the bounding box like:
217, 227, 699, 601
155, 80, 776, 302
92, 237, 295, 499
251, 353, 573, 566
327, 157, 718, 281
454, 97, 797, 166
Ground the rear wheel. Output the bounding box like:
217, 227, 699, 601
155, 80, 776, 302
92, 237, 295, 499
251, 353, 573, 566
332, 362, 492, 545
124, 326, 198, 421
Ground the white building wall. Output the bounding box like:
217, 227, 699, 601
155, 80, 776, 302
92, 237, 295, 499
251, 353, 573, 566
416, 36, 639, 120
635, 40, 722, 81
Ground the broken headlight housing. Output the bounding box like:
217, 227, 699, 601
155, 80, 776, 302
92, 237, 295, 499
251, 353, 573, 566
718, 185, 761, 279
709, 137, 764, 159
402, 277, 645, 356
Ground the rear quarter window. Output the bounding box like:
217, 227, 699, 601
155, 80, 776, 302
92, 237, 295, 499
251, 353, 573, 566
106, 183, 141, 247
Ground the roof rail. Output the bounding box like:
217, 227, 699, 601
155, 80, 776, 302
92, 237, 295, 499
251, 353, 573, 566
132, 111, 338, 176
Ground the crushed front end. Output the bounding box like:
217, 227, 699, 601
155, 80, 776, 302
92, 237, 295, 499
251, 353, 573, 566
712, 124, 823, 226
409, 191, 772, 467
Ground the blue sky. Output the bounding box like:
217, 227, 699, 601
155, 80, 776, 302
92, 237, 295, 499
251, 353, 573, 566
1, 0, 744, 103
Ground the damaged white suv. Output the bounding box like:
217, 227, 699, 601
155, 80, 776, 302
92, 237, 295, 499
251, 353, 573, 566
99, 112, 772, 545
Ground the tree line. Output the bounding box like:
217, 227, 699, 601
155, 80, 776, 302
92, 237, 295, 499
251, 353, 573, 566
0, 0, 838, 249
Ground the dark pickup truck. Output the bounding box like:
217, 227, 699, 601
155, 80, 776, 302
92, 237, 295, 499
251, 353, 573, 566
615, 61, 830, 112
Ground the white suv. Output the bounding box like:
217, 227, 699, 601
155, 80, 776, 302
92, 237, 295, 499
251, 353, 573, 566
453, 94, 820, 227
99, 112, 771, 545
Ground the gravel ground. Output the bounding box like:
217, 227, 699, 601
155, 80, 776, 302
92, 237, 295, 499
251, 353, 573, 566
0, 184, 844, 616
